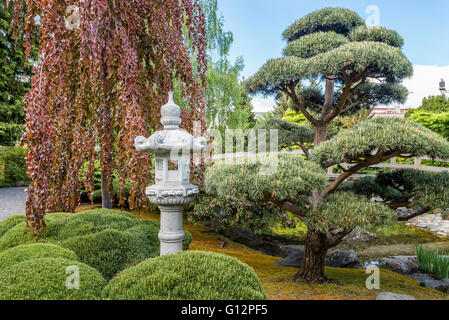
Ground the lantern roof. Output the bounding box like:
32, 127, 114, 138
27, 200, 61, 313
134, 91, 206, 155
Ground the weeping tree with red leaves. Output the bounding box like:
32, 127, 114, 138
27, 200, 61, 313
7, 0, 207, 234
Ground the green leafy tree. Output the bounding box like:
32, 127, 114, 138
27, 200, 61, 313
0, 1, 33, 146
199, 0, 255, 133
202, 8, 449, 283
406, 95, 449, 139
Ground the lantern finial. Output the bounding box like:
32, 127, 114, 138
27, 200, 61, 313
161, 91, 181, 130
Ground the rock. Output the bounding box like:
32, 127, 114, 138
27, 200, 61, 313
424, 279, 449, 294
224, 226, 286, 257
376, 292, 416, 300
275, 249, 304, 267
275, 249, 362, 269
377, 256, 420, 274
325, 250, 362, 269
407, 273, 449, 294
408, 272, 434, 285
342, 228, 375, 243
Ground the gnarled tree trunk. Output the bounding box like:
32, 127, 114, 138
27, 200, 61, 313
293, 230, 328, 283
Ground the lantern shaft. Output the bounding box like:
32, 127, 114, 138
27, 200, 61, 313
158, 205, 185, 255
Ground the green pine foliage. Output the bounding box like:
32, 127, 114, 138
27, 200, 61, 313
306, 192, 396, 234
254, 118, 314, 150
102, 251, 266, 300
349, 26, 404, 48
310, 118, 449, 168
346, 170, 449, 214
284, 31, 349, 59
205, 153, 328, 203
283, 7, 365, 41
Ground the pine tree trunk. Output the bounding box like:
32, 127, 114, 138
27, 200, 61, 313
314, 123, 328, 146
293, 230, 328, 283
101, 171, 113, 209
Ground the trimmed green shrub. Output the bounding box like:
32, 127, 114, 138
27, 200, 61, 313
0, 258, 107, 300
0, 212, 74, 251
0, 214, 25, 238
0, 209, 193, 279
103, 251, 266, 300
62, 229, 151, 280
0, 243, 78, 270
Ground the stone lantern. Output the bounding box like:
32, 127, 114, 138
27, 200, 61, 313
134, 92, 206, 256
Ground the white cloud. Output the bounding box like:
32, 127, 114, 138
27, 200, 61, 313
251, 65, 449, 113
398, 65, 449, 109
251, 95, 276, 113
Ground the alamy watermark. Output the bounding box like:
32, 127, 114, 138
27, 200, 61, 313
365, 265, 380, 290
192, 123, 280, 176
366, 5, 380, 27
66, 265, 80, 290
65, 5, 80, 30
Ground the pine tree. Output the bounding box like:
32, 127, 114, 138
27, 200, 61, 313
204, 8, 449, 283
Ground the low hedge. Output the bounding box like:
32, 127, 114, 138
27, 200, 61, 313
0, 243, 78, 270
0, 258, 107, 300
0, 214, 25, 238
102, 251, 266, 300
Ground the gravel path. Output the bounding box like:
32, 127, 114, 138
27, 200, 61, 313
0, 187, 27, 221
406, 214, 449, 238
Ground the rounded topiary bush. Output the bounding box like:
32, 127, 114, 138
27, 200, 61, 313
102, 251, 266, 300
0, 243, 78, 270
0, 215, 26, 238
0, 212, 74, 251
62, 229, 151, 280
0, 258, 107, 300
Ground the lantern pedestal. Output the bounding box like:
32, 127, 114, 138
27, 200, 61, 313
158, 205, 185, 255
135, 91, 206, 256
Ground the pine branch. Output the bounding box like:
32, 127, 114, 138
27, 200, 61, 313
264, 192, 307, 219
286, 84, 319, 126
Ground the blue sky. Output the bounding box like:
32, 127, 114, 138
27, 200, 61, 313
217, 0, 449, 111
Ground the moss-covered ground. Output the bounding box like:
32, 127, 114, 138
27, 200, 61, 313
123, 209, 449, 300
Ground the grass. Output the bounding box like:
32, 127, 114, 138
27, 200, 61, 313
417, 245, 449, 280
131, 210, 449, 300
